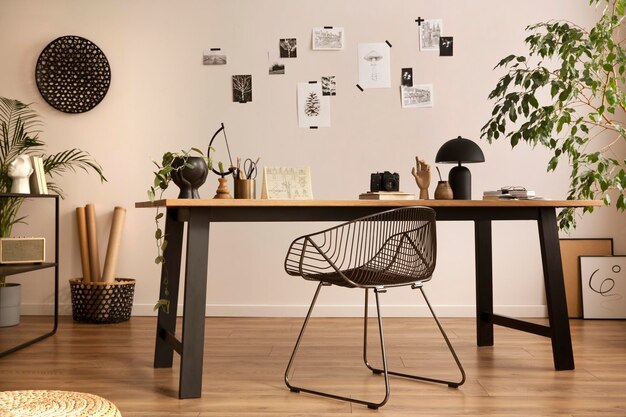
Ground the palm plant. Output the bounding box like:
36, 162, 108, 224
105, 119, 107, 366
0, 96, 106, 285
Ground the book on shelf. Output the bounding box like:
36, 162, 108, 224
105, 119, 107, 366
28, 156, 48, 195
483, 187, 539, 200
359, 191, 416, 200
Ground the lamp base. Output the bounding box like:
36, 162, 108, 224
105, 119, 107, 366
448, 165, 471, 200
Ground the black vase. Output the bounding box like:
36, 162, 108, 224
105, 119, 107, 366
171, 156, 208, 199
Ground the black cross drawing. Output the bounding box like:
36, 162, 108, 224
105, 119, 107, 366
415, 17, 425, 26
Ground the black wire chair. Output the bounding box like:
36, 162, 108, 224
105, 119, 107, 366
283, 206, 465, 409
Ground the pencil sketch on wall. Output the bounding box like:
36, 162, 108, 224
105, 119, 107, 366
268, 51, 285, 75
357, 43, 391, 89
297, 82, 330, 128
312, 27, 345, 50
232, 75, 252, 103
321, 76, 336, 96
420, 19, 442, 52
203, 49, 227, 65
279, 38, 298, 58
440, 37, 453, 56
401, 84, 433, 108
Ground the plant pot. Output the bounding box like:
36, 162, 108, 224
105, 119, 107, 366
0, 283, 21, 327
171, 156, 208, 199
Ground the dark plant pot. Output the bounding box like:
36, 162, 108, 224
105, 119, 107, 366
171, 156, 208, 199
0, 283, 21, 327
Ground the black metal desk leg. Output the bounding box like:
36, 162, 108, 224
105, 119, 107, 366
154, 209, 185, 368
538, 208, 574, 370
179, 209, 211, 399
475, 219, 494, 346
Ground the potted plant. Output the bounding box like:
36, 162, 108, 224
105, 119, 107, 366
148, 148, 210, 312
0, 97, 106, 326
481, 0, 625, 231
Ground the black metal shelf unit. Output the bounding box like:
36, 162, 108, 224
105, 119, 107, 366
0, 193, 59, 357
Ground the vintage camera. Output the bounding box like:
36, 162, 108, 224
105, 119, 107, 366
370, 171, 400, 192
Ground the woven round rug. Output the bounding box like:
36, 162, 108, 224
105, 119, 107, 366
0, 390, 121, 417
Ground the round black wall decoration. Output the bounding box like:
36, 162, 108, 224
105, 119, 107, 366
35, 35, 111, 113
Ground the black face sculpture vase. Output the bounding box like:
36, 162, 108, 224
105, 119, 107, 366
171, 156, 208, 199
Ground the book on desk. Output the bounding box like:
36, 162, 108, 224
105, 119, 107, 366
483, 188, 543, 200
359, 191, 416, 200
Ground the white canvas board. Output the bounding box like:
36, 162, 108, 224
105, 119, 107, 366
358, 43, 391, 89
401, 84, 433, 108
420, 19, 443, 52
297, 82, 330, 128
581, 256, 626, 319
312, 27, 345, 50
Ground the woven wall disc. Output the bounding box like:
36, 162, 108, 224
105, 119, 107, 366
35, 35, 111, 113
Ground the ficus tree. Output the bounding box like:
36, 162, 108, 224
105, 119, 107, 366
481, 0, 626, 231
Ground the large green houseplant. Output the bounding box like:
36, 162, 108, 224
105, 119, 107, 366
481, 0, 626, 231
0, 96, 106, 287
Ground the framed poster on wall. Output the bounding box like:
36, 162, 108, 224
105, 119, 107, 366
580, 256, 626, 319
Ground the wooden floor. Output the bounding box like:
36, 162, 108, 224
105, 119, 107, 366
1, 316, 625, 417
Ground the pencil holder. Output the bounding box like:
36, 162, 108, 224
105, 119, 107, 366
234, 179, 256, 199
69, 278, 135, 323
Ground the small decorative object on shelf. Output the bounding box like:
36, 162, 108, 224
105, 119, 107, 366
411, 156, 431, 200
434, 181, 453, 200
171, 156, 208, 199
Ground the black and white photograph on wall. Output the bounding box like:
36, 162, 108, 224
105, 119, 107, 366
279, 38, 297, 58
312, 27, 345, 50
440, 37, 453, 56
419, 19, 442, 51
401, 84, 433, 108
232, 75, 252, 103
321, 76, 336, 96
203, 49, 227, 65
401, 68, 413, 86
268, 51, 285, 75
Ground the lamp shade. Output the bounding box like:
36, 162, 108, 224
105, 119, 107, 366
435, 136, 485, 164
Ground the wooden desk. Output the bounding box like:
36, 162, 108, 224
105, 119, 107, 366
136, 199, 601, 399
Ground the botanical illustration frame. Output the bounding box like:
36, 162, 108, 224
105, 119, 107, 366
580, 255, 626, 319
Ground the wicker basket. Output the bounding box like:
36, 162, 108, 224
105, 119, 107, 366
69, 278, 135, 324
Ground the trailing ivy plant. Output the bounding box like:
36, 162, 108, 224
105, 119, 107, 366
147, 148, 210, 313
481, 0, 626, 231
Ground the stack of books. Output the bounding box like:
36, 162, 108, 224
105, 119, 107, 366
483, 188, 538, 200
359, 191, 416, 200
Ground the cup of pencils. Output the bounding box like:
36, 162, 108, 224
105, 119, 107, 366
234, 157, 259, 199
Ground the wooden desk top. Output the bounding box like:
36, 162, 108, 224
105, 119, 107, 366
136, 199, 602, 209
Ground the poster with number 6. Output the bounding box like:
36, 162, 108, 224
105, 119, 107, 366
580, 256, 626, 319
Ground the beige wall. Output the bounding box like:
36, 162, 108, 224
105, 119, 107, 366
1, 0, 624, 317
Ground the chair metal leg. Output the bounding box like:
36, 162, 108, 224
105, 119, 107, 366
285, 284, 390, 409
363, 287, 466, 388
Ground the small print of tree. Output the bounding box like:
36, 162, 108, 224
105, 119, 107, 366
232, 75, 252, 103
304, 92, 320, 116
279, 38, 297, 58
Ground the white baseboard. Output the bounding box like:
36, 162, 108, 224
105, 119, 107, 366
21, 303, 548, 318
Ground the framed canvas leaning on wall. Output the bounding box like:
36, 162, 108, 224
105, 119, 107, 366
580, 255, 626, 319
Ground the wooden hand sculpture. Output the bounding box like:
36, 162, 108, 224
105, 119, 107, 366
411, 156, 431, 200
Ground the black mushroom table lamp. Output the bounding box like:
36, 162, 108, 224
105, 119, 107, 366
435, 136, 485, 200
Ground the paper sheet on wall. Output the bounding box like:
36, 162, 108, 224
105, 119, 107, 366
261, 166, 314, 199
358, 42, 391, 88
297, 82, 330, 128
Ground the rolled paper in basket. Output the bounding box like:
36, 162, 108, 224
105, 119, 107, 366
85, 203, 102, 282
102, 206, 126, 282
75, 207, 91, 284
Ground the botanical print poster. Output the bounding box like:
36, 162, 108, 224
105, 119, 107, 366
358, 42, 391, 89
297, 82, 330, 128
580, 256, 626, 318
